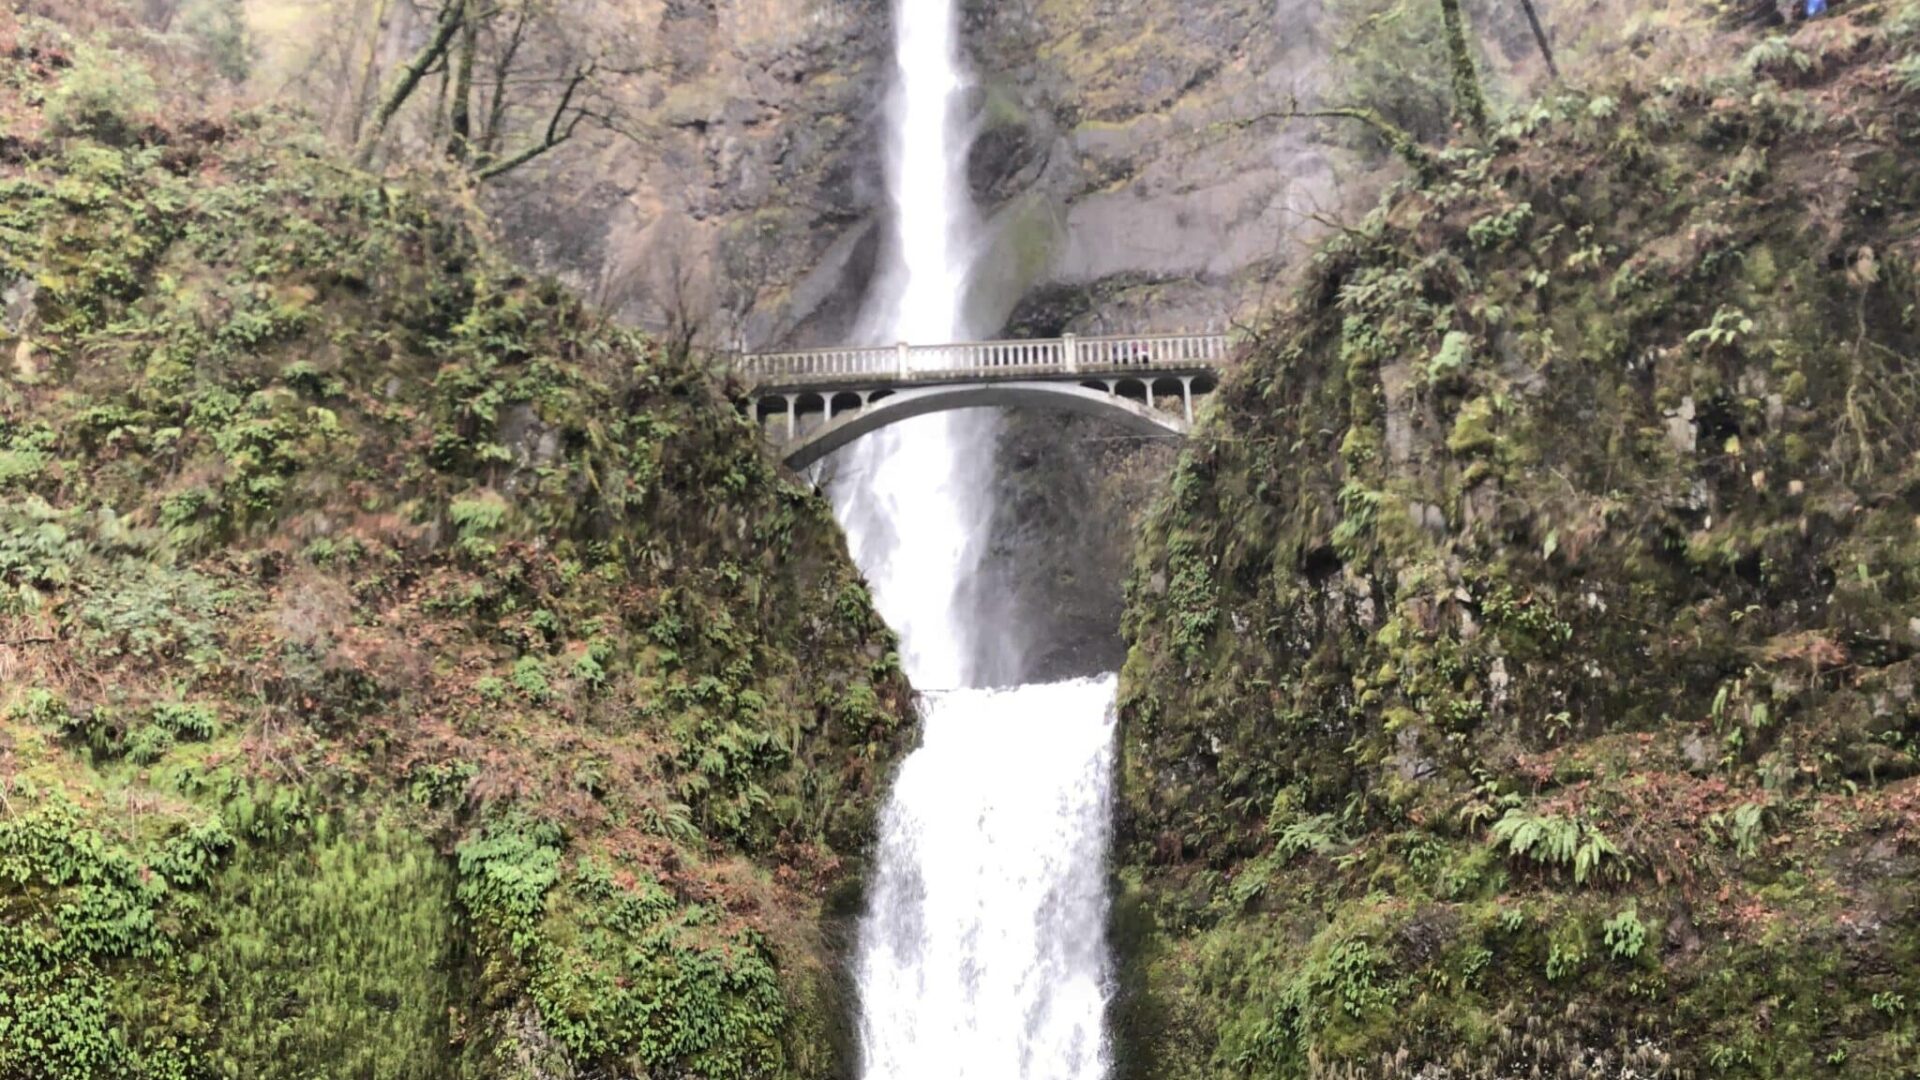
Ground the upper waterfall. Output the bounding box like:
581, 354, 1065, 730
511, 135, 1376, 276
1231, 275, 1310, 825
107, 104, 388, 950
881, 0, 973, 346
830, 0, 997, 690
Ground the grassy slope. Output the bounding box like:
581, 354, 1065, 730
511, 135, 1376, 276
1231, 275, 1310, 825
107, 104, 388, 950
0, 10, 911, 1079
1117, 6, 1920, 1078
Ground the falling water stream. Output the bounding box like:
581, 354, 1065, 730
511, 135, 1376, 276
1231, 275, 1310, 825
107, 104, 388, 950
823, 0, 1117, 1077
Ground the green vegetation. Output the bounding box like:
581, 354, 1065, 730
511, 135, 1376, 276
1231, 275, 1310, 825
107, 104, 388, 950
0, 7, 910, 1077
1116, 5, 1920, 1076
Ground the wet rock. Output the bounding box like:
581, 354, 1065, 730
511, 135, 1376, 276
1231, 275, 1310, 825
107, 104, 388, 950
1681, 731, 1713, 773
1666, 395, 1698, 454
2, 277, 36, 334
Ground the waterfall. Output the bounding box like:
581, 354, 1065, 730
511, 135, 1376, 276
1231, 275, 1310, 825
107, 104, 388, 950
824, 0, 1117, 1076
830, 0, 999, 691
857, 678, 1117, 1080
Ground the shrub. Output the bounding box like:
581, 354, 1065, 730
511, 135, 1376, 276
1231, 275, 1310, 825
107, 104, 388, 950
46, 45, 158, 145
178, 0, 253, 82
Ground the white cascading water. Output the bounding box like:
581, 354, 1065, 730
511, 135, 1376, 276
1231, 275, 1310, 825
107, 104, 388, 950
857, 677, 1117, 1080
825, 0, 1117, 1077
830, 0, 998, 692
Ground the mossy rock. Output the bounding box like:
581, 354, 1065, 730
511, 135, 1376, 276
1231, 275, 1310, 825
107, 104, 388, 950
1116, 9, 1920, 1078
0, 10, 912, 1078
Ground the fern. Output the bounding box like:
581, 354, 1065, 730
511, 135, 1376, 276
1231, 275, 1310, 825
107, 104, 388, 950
1603, 907, 1647, 960
1896, 55, 1920, 95
1707, 800, 1769, 858
1742, 36, 1813, 78
1276, 813, 1344, 859
1490, 808, 1626, 884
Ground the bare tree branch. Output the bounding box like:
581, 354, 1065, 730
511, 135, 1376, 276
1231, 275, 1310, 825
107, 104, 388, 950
1236, 97, 1438, 183
354, 0, 464, 166
474, 61, 593, 181
1517, 0, 1561, 80
479, 6, 530, 156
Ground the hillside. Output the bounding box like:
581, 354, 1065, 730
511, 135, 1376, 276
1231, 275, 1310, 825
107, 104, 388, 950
0, 9, 911, 1078
1116, 5, 1920, 1077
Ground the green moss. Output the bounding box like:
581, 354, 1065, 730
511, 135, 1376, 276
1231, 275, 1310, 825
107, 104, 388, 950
1116, 16, 1920, 1077
0, 16, 912, 1078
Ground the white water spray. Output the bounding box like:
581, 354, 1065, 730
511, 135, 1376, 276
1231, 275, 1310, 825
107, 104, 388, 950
831, 0, 998, 692
827, 0, 1117, 1077
857, 678, 1117, 1080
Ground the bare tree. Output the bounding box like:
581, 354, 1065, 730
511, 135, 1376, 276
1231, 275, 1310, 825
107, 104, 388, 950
345, 0, 647, 181
1517, 0, 1561, 80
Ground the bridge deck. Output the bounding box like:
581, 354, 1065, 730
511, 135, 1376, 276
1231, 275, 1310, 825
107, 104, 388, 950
737, 331, 1230, 392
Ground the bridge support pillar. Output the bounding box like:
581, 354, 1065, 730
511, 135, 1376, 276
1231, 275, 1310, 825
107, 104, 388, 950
1145, 382, 1155, 411
784, 395, 797, 441
1181, 376, 1194, 424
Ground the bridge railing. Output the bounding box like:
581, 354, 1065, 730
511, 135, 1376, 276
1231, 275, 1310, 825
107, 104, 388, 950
737, 331, 1231, 386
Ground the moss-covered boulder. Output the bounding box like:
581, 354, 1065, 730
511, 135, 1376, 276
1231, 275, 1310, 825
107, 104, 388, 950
0, 13, 910, 1079
1117, 9, 1920, 1078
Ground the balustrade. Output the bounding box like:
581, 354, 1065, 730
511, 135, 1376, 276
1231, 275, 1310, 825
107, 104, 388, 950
737, 332, 1229, 387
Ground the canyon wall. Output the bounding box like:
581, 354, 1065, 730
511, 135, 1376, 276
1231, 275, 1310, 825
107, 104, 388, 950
1115, 14, 1920, 1075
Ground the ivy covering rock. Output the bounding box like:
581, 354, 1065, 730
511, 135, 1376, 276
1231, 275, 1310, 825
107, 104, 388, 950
0, 9, 910, 1078
1116, 6, 1920, 1077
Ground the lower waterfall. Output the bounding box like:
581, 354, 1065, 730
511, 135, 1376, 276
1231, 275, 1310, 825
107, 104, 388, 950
853, 678, 1117, 1080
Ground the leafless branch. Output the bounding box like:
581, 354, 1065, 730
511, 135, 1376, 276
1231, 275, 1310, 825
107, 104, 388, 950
354, 0, 464, 166
474, 61, 594, 181
1235, 96, 1438, 183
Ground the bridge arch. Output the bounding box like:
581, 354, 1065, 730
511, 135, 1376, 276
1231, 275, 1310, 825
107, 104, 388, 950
773, 382, 1186, 470
737, 331, 1229, 469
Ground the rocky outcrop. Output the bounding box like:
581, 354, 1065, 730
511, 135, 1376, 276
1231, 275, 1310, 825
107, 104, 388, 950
974, 413, 1179, 685
0, 13, 911, 1076
1115, 13, 1920, 1077
483, 0, 896, 349
960, 0, 1351, 336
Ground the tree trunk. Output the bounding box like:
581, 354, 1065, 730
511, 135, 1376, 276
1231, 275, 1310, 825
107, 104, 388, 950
480, 10, 528, 158
353, 0, 463, 167
346, 0, 394, 146
429, 59, 451, 147
1437, 0, 1490, 135
1517, 0, 1561, 79
447, 0, 477, 162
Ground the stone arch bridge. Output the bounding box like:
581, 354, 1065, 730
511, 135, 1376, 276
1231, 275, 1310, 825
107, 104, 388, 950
737, 332, 1230, 469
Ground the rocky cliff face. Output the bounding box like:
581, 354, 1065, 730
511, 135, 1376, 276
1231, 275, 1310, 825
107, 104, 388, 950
954, 0, 1577, 682
484, 0, 1359, 350
1115, 11, 1920, 1076
266, 0, 1575, 352
480, 0, 896, 350
952, 0, 1361, 683
484, 0, 1360, 349
960, 0, 1350, 338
